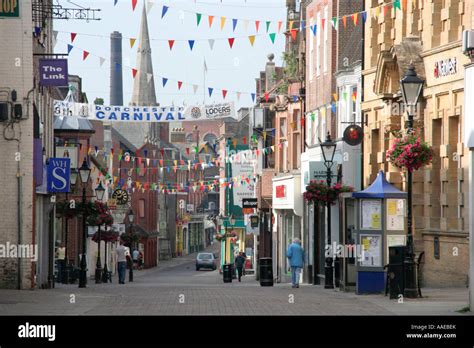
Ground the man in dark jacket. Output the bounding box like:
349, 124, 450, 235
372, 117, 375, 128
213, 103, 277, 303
235, 252, 246, 282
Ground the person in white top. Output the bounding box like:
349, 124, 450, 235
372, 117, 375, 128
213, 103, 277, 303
116, 239, 130, 284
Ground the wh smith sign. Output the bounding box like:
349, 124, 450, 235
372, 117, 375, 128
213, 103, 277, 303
0, 0, 19, 17
39, 59, 68, 86
47, 158, 70, 193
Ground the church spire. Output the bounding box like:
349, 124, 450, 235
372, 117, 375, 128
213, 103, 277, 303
131, 3, 157, 106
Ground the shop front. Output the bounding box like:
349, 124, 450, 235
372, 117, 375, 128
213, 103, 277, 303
272, 174, 302, 284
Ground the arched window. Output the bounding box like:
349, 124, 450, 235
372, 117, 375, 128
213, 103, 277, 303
203, 133, 217, 144
185, 133, 194, 143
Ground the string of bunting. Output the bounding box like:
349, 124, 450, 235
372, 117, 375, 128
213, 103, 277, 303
59, 38, 258, 103
114, 0, 404, 33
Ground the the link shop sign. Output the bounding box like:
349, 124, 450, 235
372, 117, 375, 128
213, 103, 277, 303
0, 0, 19, 17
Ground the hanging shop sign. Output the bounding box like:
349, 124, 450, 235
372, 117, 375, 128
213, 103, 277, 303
55, 145, 78, 168
250, 215, 259, 228
53, 100, 236, 123
343, 124, 363, 146
304, 161, 337, 185
434, 57, 457, 78
47, 157, 70, 193
242, 198, 258, 209
39, 59, 68, 86
0, 0, 20, 17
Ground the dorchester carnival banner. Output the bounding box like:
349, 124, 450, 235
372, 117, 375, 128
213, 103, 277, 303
53, 100, 236, 122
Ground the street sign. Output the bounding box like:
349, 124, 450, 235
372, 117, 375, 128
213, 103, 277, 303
47, 158, 70, 193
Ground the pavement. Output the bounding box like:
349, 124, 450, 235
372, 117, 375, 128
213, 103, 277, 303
0, 246, 471, 316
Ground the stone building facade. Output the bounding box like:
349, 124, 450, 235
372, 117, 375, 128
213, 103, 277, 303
362, 0, 473, 287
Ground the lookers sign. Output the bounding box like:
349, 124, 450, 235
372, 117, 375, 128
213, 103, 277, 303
0, 0, 19, 17
434, 57, 457, 78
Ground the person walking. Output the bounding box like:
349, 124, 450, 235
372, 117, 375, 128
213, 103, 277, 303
116, 238, 130, 284
234, 252, 246, 282
287, 238, 304, 288
132, 248, 140, 270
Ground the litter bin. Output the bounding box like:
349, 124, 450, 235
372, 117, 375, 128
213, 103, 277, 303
388, 246, 405, 299
259, 257, 273, 286
223, 264, 232, 283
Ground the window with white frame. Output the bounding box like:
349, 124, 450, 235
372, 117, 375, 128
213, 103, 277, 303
316, 11, 321, 77
323, 6, 328, 73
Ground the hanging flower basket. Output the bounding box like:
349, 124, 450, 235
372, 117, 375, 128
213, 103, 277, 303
386, 133, 434, 173
303, 180, 353, 205
86, 201, 114, 227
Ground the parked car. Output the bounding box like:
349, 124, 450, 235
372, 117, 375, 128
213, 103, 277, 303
196, 252, 217, 271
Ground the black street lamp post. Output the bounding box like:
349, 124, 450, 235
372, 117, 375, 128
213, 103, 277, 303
78, 158, 91, 288
102, 225, 110, 283
94, 182, 106, 284
400, 64, 424, 299
320, 132, 337, 289
128, 209, 135, 282
63, 168, 78, 284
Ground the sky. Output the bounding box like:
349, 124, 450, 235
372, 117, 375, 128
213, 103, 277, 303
54, 0, 286, 110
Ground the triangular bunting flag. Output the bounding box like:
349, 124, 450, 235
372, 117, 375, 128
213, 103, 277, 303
248, 35, 256, 46
115, 62, 121, 71
333, 93, 338, 102
208, 39, 215, 50
146, 0, 153, 14
67, 44, 73, 54
251, 93, 256, 102
114, 0, 118, 6
383, 4, 388, 17
161, 5, 168, 18
269, 33, 276, 44
264, 92, 269, 102
168, 40, 175, 50
277, 20, 283, 33
132, 68, 137, 78
193, 85, 198, 94
353, 13, 358, 26
290, 29, 298, 41
188, 40, 195, 51
130, 38, 136, 48
321, 18, 326, 30
289, 21, 294, 30
220, 17, 226, 30
178, 81, 183, 90
228, 37, 235, 48
300, 20, 305, 31
331, 18, 338, 30
266, 21, 271, 33
342, 15, 347, 29
394, 0, 401, 10
311, 25, 317, 36
255, 20, 260, 32
162, 78, 168, 87
99, 57, 105, 66
236, 92, 241, 101
362, 11, 367, 23
131, 0, 137, 11
82, 50, 89, 60
208, 15, 214, 28
196, 13, 202, 26
208, 87, 213, 97
222, 90, 227, 99
232, 18, 238, 31
70, 33, 77, 42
